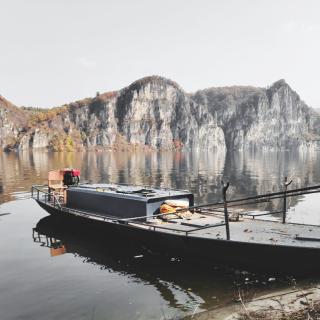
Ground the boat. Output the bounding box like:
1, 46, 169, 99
31, 169, 320, 273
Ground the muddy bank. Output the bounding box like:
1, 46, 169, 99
184, 286, 320, 320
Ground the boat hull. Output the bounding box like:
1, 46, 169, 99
36, 200, 320, 274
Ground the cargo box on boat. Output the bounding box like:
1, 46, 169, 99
66, 184, 194, 219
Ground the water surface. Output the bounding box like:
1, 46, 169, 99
1, 150, 320, 319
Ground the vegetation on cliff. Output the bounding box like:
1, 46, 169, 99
1, 76, 320, 152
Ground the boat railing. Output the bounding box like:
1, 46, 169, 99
173, 178, 320, 240
31, 180, 320, 241
32, 228, 61, 248
31, 185, 62, 210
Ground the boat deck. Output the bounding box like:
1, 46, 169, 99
53, 201, 320, 248
145, 215, 320, 248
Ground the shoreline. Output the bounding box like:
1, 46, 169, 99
184, 286, 320, 320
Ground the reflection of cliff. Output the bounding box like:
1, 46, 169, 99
78, 151, 227, 203
0, 151, 85, 203
222, 151, 320, 211
1, 150, 320, 211
77, 150, 320, 210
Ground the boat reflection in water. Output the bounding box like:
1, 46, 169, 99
32, 215, 298, 315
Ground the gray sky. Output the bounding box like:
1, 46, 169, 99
1, 0, 320, 107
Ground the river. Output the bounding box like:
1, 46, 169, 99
1, 150, 320, 319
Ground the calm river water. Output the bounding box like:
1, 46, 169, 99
1, 150, 320, 320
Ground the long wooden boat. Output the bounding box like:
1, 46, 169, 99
31, 171, 320, 274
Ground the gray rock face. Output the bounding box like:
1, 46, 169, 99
192, 80, 320, 150
61, 77, 226, 151
32, 129, 49, 149
17, 134, 31, 150
0, 107, 15, 149
0, 96, 27, 151
1, 77, 320, 151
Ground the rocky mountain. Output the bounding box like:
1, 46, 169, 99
1, 76, 320, 152
192, 80, 320, 150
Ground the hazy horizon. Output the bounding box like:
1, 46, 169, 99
1, 0, 320, 108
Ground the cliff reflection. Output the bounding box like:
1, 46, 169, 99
1, 150, 320, 211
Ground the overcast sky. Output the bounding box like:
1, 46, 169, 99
1, 0, 320, 107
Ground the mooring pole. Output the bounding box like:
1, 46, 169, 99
222, 180, 230, 240
282, 176, 293, 224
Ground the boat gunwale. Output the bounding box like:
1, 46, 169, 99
34, 197, 320, 252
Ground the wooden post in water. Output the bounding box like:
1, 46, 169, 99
222, 180, 230, 240
282, 177, 293, 224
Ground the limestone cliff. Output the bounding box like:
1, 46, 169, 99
84, 77, 225, 150
0, 76, 319, 151
192, 79, 320, 150
0, 95, 28, 151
